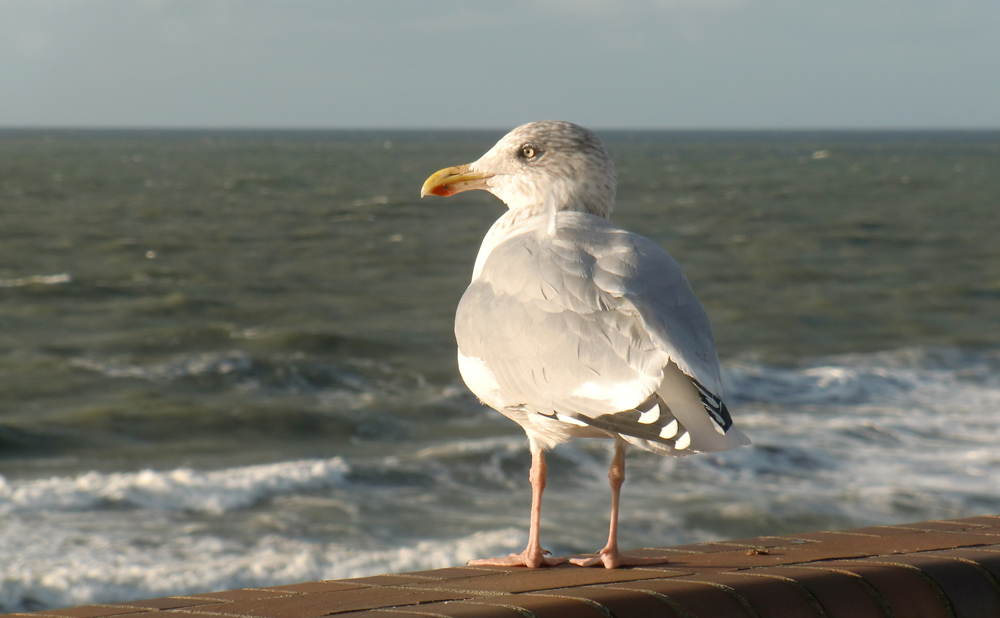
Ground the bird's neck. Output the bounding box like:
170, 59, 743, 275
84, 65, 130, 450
508, 200, 612, 220
496, 178, 613, 221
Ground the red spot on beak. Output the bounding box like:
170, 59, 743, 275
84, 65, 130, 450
429, 184, 456, 197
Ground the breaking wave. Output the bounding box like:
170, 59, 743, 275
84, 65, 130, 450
0, 458, 350, 515
0, 526, 522, 612
0, 273, 72, 288
4, 347, 1000, 611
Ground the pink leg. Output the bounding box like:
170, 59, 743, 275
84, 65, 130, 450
570, 440, 671, 568
468, 440, 567, 568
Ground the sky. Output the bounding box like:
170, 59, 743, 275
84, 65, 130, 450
2, 0, 999, 130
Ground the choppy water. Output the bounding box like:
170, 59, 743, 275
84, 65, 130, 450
1, 129, 999, 611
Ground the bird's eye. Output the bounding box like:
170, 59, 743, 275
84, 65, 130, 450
519, 144, 539, 160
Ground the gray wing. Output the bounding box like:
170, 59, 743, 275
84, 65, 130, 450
456, 212, 733, 450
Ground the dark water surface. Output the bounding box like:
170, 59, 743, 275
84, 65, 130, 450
1, 129, 999, 610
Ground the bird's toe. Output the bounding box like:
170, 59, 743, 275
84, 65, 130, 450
468, 548, 567, 568
571, 548, 671, 569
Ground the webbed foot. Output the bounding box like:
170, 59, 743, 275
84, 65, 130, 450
569, 548, 670, 569
469, 548, 567, 568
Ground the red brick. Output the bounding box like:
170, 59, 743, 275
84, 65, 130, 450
610, 578, 756, 618
665, 542, 753, 554
780, 531, 872, 543
946, 516, 1000, 527
864, 554, 1000, 618
961, 544, 1000, 552
839, 526, 925, 537
405, 565, 680, 594
883, 530, 999, 552
923, 547, 1000, 581
114, 597, 221, 611
334, 576, 434, 587
472, 594, 608, 618
816, 560, 951, 618
308, 609, 427, 618
670, 529, 1000, 570
606, 547, 692, 561
186, 590, 295, 602
672, 572, 823, 617
542, 585, 683, 618
748, 566, 887, 618
259, 581, 369, 594
69, 613, 223, 618
189, 588, 475, 618
628, 563, 737, 577
35, 606, 148, 618
388, 601, 531, 618
401, 568, 500, 581
720, 536, 815, 550
104, 614, 228, 618
647, 542, 866, 571
895, 521, 990, 532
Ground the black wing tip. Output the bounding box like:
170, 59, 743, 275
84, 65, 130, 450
692, 378, 734, 432
538, 395, 694, 452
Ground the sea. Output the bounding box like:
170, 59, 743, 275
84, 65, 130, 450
1, 129, 999, 612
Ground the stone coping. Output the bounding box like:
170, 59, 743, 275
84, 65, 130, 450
11, 515, 1000, 618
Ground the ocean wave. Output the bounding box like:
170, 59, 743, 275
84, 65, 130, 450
70, 352, 257, 384
0, 273, 72, 288
414, 436, 526, 459
638, 347, 1000, 527
0, 525, 523, 613
67, 352, 465, 407
724, 347, 1000, 406
68, 352, 366, 391
0, 458, 349, 515
6, 347, 1000, 611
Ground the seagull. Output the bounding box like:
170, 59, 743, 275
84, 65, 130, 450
420, 121, 750, 569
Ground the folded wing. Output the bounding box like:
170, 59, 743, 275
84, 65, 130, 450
455, 212, 749, 454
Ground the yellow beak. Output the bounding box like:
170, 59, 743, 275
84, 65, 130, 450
420, 164, 491, 198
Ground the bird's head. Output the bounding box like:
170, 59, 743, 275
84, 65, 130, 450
421, 120, 618, 219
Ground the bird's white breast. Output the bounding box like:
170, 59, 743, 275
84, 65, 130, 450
456, 349, 507, 411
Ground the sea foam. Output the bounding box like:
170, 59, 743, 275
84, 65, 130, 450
0, 273, 72, 288
0, 458, 349, 515
0, 524, 522, 612
5, 348, 1000, 612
